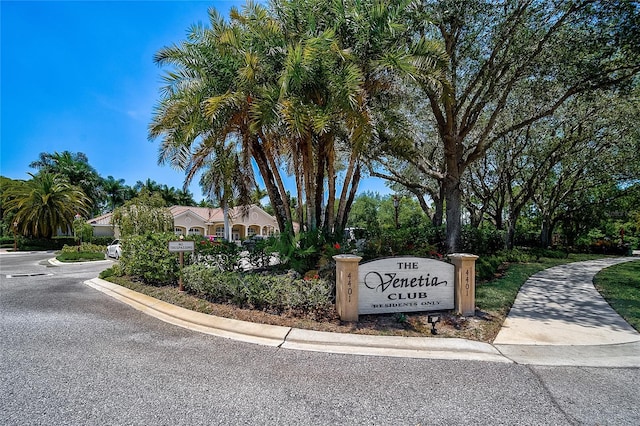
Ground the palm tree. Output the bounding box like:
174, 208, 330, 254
250, 187, 268, 206
2, 173, 90, 239
102, 175, 127, 212
150, 4, 294, 235
175, 188, 197, 206
133, 179, 162, 195
29, 151, 104, 214
150, 0, 446, 238
199, 139, 255, 240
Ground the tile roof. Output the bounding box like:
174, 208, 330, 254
89, 205, 270, 226
88, 212, 114, 226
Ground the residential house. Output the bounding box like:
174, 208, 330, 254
88, 204, 284, 242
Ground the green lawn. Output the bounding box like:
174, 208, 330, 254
593, 259, 640, 331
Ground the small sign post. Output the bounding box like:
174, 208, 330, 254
168, 240, 195, 291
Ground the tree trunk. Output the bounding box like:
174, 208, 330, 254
335, 151, 358, 232
314, 136, 326, 231
433, 184, 444, 227
249, 138, 290, 236
302, 136, 317, 231
540, 219, 553, 247
223, 202, 231, 241
324, 136, 336, 234
444, 175, 462, 254
505, 204, 523, 250
340, 163, 361, 231
265, 144, 292, 225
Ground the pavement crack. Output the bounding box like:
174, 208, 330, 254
278, 328, 293, 348
527, 365, 581, 426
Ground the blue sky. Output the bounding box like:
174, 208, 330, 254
1, 0, 389, 202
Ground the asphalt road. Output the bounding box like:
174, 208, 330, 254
1, 252, 639, 425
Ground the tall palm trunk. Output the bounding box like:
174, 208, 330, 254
223, 201, 231, 241
249, 137, 290, 236
324, 135, 336, 233
335, 151, 359, 232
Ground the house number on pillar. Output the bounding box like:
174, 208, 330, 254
465, 269, 470, 297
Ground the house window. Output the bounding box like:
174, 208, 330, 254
247, 227, 256, 237
215, 226, 224, 238
174, 228, 184, 235
188, 227, 202, 235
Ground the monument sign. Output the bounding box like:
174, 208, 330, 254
358, 257, 455, 314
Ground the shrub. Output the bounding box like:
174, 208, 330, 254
118, 232, 180, 285
530, 247, 568, 260
244, 237, 278, 270
182, 265, 333, 312
91, 236, 115, 246
475, 249, 537, 281
60, 242, 106, 253
0, 236, 15, 247
193, 239, 242, 271
17, 236, 77, 251
56, 251, 105, 262
495, 249, 533, 263
99, 267, 116, 279
361, 225, 443, 261
476, 256, 503, 281
460, 226, 505, 255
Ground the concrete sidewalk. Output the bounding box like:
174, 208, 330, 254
493, 257, 640, 366
84, 257, 640, 367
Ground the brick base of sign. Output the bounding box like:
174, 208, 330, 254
334, 254, 478, 321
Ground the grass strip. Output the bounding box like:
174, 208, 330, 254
593, 259, 640, 331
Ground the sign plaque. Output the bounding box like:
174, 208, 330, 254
358, 257, 454, 314
168, 240, 195, 253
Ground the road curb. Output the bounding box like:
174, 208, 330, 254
85, 278, 512, 362
495, 342, 640, 368
282, 328, 511, 362
84, 277, 640, 366
85, 278, 291, 347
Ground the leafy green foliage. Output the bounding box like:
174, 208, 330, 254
117, 233, 180, 285
56, 251, 105, 262
244, 237, 278, 270
99, 267, 116, 280
29, 151, 103, 215
73, 217, 93, 242
361, 224, 445, 260
193, 238, 242, 272
91, 236, 115, 246
60, 242, 106, 253
183, 265, 333, 312
111, 190, 174, 237
13, 236, 77, 251
459, 226, 505, 255
0, 236, 15, 247
268, 226, 319, 274
2, 173, 90, 239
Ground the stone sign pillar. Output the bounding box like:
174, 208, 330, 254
449, 253, 479, 316
333, 254, 362, 322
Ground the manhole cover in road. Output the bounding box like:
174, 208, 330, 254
5, 273, 54, 278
